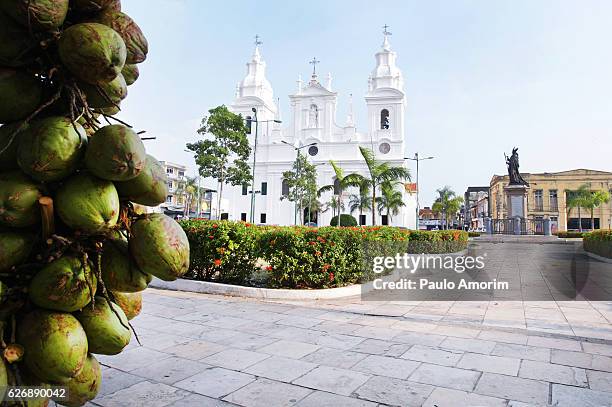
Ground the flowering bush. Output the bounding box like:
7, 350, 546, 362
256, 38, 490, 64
180, 220, 263, 285
583, 230, 612, 258
179, 220, 468, 289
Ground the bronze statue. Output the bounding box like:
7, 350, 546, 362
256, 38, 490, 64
505, 147, 529, 186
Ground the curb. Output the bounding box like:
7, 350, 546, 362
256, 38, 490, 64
150, 249, 468, 300
584, 250, 612, 264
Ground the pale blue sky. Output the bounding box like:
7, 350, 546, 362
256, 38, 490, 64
120, 0, 612, 205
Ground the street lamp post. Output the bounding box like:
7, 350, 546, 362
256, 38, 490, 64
281, 140, 317, 225
250, 108, 258, 223
307, 162, 326, 226
404, 153, 434, 230
247, 109, 281, 223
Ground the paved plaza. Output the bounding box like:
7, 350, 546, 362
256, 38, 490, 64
85, 241, 612, 406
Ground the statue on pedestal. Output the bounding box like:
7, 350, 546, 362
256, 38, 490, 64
505, 147, 529, 186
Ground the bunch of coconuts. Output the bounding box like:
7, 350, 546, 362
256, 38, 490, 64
0, 1, 190, 406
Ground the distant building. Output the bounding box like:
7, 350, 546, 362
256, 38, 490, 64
464, 187, 489, 230
418, 206, 441, 230
159, 161, 186, 205
490, 169, 612, 232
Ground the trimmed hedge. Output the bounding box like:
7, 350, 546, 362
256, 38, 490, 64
583, 230, 612, 258
179, 220, 468, 289
468, 232, 481, 237
555, 231, 586, 239
330, 214, 358, 226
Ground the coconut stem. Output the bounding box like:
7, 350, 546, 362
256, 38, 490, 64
39, 196, 55, 240
102, 113, 133, 128
0, 88, 62, 156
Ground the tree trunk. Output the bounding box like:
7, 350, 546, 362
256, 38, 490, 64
217, 170, 224, 221
591, 209, 595, 231
372, 187, 377, 226
337, 190, 342, 227
578, 207, 582, 232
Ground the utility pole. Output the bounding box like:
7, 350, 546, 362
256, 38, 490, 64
405, 153, 434, 230
282, 141, 317, 225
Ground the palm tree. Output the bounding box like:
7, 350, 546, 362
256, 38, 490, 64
581, 188, 610, 231
175, 176, 200, 217
432, 186, 463, 229
349, 178, 371, 224
318, 161, 355, 226
566, 184, 591, 232
345, 147, 411, 225
376, 182, 406, 222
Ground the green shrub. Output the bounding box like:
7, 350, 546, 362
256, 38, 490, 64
178, 221, 469, 289
330, 214, 358, 226
583, 230, 612, 258
468, 232, 481, 237
555, 231, 586, 239
179, 220, 262, 285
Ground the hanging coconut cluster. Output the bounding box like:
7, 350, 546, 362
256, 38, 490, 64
0, 1, 190, 406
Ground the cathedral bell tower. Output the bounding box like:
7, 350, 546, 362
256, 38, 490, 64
230, 36, 278, 136
365, 25, 406, 155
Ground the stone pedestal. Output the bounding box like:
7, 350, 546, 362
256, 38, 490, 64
504, 184, 529, 219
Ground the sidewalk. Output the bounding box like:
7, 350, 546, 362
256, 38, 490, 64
84, 288, 612, 407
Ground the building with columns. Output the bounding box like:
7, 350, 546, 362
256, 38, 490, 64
223, 30, 416, 227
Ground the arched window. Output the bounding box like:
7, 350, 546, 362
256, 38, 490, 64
380, 109, 390, 130
333, 178, 341, 195
281, 179, 290, 197
246, 115, 252, 134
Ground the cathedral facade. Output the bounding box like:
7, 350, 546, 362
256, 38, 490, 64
223, 31, 416, 228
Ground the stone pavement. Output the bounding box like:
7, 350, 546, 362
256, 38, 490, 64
84, 241, 612, 407
81, 289, 612, 407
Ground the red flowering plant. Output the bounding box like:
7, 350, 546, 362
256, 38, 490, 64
180, 221, 468, 289
258, 226, 364, 289
179, 220, 262, 285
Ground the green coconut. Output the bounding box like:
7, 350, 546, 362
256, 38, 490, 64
102, 238, 150, 292
58, 23, 126, 85
115, 155, 168, 206
75, 296, 131, 355
0, 171, 42, 228
129, 214, 190, 281
0, 11, 39, 67
17, 309, 88, 383
29, 256, 96, 312
80, 73, 127, 109
17, 117, 87, 182
0, 231, 33, 273
0, 68, 42, 124
92, 10, 148, 64
111, 291, 142, 320
122, 64, 139, 86
0, 123, 27, 170
71, 0, 120, 14
59, 354, 101, 407
0, 0, 69, 32
85, 124, 146, 181
55, 173, 119, 233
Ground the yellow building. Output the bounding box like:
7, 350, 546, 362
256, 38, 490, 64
490, 169, 612, 232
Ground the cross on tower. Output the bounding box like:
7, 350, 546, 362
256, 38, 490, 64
383, 24, 392, 36
254, 34, 263, 47
309, 57, 320, 75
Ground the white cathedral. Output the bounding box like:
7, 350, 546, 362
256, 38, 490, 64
223, 29, 417, 228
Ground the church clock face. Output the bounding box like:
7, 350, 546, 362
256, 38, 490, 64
308, 145, 319, 156
379, 142, 391, 154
